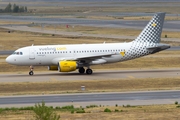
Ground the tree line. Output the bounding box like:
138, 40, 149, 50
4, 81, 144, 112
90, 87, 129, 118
0, 3, 28, 13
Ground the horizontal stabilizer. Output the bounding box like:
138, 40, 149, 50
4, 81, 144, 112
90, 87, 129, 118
147, 43, 170, 54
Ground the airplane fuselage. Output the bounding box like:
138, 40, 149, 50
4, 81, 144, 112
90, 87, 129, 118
6, 42, 132, 66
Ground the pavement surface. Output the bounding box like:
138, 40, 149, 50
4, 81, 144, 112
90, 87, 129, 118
1, 69, 180, 82
0, 90, 179, 107
0, 15, 180, 31
1, 26, 180, 42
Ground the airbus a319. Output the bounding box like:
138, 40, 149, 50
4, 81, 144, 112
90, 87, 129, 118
6, 12, 170, 75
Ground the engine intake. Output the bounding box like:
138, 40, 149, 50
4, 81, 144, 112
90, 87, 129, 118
58, 61, 77, 72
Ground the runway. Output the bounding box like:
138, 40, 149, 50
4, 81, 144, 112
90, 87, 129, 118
1, 69, 180, 108
0, 15, 180, 31
1, 69, 180, 82
0, 90, 179, 107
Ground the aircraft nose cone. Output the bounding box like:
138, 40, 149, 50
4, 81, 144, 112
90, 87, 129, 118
6, 56, 11, 63
6, 56, 14, 64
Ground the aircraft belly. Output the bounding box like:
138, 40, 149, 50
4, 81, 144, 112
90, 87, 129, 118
102, 55, 122, 63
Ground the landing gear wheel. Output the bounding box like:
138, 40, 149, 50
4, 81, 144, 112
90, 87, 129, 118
29, 71, 34, 76
86, 69, 93, 75
29, 65, 34, 76
79, 67, 85, 74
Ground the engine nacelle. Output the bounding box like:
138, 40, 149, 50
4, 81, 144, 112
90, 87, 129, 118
48, 66, 58, 71
58, 61, 77, 72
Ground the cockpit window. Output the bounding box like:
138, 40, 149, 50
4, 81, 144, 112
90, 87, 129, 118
13, 52, 23, 55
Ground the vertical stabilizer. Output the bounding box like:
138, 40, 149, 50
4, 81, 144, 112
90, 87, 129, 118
134, 12, 165, 43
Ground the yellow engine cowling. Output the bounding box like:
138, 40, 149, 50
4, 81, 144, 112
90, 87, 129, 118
48, 66, 58, 71
59, 61, 77, 72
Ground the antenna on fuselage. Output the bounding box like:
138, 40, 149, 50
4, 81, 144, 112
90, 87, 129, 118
103, 41, 106, 44
32, 44, 34, 46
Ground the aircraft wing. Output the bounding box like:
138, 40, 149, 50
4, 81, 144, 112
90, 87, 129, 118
52, 52, 117, 64
72, 53, 116, 60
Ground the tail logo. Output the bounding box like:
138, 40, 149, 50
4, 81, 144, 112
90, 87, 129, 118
120, 51, 125, 57
152, 23, 157, 27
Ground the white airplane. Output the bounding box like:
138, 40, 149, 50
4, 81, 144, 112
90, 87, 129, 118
6, 12, 170, 75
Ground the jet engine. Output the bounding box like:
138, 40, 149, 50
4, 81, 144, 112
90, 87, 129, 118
58, 61, 77, 72
48, 66, 58, 71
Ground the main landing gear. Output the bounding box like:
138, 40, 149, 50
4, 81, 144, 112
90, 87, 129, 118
86, 68, 93, 74
78, 67, 93, 75
29, 65, 34, 76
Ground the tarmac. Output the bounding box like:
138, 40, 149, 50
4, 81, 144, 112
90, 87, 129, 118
0, 68, 180, 82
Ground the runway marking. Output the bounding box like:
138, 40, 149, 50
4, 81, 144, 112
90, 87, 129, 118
128, 76, 135, 79
50, 78, 58, 82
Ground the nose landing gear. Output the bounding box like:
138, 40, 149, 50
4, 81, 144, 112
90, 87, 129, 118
29, 65, 34, 75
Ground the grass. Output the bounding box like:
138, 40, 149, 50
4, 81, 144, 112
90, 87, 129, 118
0, 104, 180, 120
0, 24, 179, 51
0, 77, 180, 95
0, 20, 30, 25
0, 27, 129, 50
2, 1, 179, 15
38, 24, 180, 38
0, 23, 180, 51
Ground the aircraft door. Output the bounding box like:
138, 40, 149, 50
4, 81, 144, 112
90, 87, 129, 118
29, 47, 35, 59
